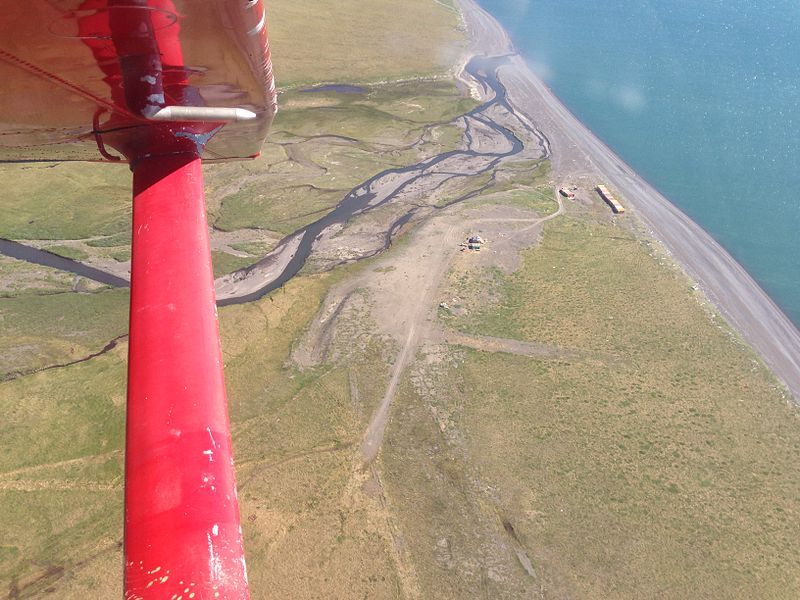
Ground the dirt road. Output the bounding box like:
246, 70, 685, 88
359, 196, 563, 464
359, 220, 458, 464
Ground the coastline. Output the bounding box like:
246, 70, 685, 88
457, 0, 800, 401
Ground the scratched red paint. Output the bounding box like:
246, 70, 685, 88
126, 153, 249, 598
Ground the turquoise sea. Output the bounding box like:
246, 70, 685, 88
478, 0, 800, 326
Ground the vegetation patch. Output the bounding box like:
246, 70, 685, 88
478, 186, 559, 217
268, 0, 464, 86
0, 163, 130, 240
85, 232, 132, 248
0, 288, 129, 378
221, 275, 403, 598
381, 371, 540, 598
214, 184, 343, 234
42, 245, 90, 262
211, 251, 259, 278
0, 341, 127, 595
395, 214, 800, 598
229, 240, 278, 257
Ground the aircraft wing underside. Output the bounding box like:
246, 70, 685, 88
0, 0, 278, 162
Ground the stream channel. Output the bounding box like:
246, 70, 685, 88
1, 55, 550, 307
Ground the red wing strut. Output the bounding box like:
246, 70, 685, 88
0, 2, 278, 598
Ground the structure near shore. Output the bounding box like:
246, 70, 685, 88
596, 184, 625, 214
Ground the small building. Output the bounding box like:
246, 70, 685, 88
467, 235, 483, 250
596, 184, 625, 214
559, 187, 575, 199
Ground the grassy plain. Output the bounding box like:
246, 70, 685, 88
0, 342, 127, 596
381, 213, 800, 598
0, 163, 130, 241
267, 0, 464, 86
220, 276, 408, 597
0, 288, 129, 379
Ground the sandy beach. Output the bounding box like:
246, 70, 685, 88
457, 0, 800, 402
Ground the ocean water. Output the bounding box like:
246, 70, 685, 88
478, 0, 800, 326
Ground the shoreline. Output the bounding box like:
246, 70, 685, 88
457, 0, 800, 401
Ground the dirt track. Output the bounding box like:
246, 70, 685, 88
293, 191, 563, 464
457, 0, 800, 401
